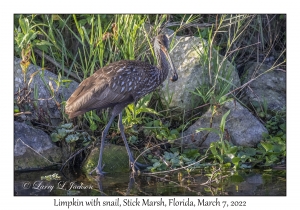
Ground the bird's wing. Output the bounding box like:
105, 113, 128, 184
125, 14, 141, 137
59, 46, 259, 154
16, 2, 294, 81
65, 60, 159, 118
65, 73, 109, 115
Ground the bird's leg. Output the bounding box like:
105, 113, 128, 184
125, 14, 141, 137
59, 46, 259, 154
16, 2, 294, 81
118, 113, 148, 172
90, 114, 116, 176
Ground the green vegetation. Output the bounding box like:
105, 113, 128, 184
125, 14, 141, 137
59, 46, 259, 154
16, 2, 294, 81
14, 14, 286, 178
41, 173, 61, 181
51, 123, 91, 146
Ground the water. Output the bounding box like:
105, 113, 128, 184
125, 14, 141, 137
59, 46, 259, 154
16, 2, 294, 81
14, 169, 285, 196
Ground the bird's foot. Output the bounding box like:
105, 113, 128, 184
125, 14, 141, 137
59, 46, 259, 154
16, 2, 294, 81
130, 161, 149, 174
89, 164, 106, 176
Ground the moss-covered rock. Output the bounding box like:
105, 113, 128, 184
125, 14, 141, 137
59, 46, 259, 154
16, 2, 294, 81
82, 144, 144, 174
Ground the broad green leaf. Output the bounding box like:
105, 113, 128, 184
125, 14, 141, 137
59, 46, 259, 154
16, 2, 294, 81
137, 93, 152, 108
163, 152, 172, 160
127, 103, 135, 112
90, 123, 97, 131
184, 149, 200, 159
92, 112, 101, 122
60, 123, 73, 129
273, 144, 284, 153
167, 134, 177, 140
210, 143, 218, 156
220, 110, 230, 132
15, 33, 25, 46
35, 43, 49, 52
156, 134, 163, 140
269, 154, 278, 162
223, 162, 231, 168
51, 133, 60, 142
27, 30, 38, 43
153, 120, 161, 127
171, 158, 180, 166
160, 130, 168, 137
261, 142, 273, 152
272, 136, 281, 142
153, 162, 161, 168
19, 18, 29, 34
231, 157, 241, 167
57, 128, 67, 138
279, 123, 286, 131
170, 129, 179, 135
136, 107, 160, 116
180, 156, 191, 162
228, 146, 238, 155
65, 134, 79, 143
150, 158, 159, 163
244, 147, 257, 156
35, 40, 53, 47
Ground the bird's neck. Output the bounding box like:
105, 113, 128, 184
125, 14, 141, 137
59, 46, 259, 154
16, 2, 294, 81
156, 49, 170, 82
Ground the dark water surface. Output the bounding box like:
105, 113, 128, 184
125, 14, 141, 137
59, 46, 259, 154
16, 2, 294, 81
14, 169, 286, 196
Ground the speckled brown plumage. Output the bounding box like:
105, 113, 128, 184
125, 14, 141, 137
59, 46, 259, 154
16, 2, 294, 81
65, 34, 178, 175
65, 60, 166, 119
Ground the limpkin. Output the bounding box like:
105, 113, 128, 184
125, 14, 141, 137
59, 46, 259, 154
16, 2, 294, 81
65, 34, 178, 175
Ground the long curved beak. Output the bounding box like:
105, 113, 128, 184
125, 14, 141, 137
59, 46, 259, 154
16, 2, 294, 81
161, 45, 178, 82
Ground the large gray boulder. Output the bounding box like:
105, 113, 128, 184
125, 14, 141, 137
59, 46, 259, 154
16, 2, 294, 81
180, 100, 268, 148
160, 35, 241, 114
14, 57, 79, 125
241, 61, 286, 112
14, 121, 62, 170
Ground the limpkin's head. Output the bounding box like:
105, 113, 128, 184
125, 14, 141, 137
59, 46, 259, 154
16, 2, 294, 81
154, 34, 178, 82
